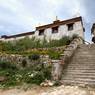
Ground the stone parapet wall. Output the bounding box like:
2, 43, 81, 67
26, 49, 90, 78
60, 37, 83, 63
51, 37, 84, 80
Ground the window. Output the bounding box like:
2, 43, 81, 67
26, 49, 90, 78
52, 26, 58, 33
67, 23, 74, 31
39, 29, 44, 35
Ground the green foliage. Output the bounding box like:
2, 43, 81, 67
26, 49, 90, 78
54, 80, 62, 86
48, 49, 61, 59
21, 59, 27, 67
0, 61, 52, 88
0, 61, 17, 70
25, 64, 52, 85
0, 36, 73, 53
60, 36, 71, 45
71, 34, 79, 40
29, 54, 40, 61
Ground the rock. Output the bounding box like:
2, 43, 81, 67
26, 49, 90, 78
40, 80, 54, 87
48, 81, 54, 86
0, 76, 7, 82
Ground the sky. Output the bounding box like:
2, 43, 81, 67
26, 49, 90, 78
0, 0, 95, 42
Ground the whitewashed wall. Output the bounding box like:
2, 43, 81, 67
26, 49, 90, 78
92, 29, 95, 36
0, 21, 84, 42
36, 21, 84, 41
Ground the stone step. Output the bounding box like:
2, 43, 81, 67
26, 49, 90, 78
67, 62, 95, 65
62, 71, 95, 76
68, 62, 95, 64
62, 77, 95, 82
77, 46, 95, 49
69, 64, 95, 66
62, 74, 95, 78
63, 69, 95, 73
64, 68, 95, 71
60, 79, 95, 86
66, 64, 95, 67
70, 60, 95, 63
61, 78, 95, 82
73, 55, 95, 58
63, 67, 95, 74
78, 44, 95, 48
61, 44, 95, 86
69, 62, 95, 64
60, 80, 87, 86
76, 48, 91, 51
73, 53, 95, 56
62, 74, 95, 79
74, 50, 95, 52
74, 53, 95, 56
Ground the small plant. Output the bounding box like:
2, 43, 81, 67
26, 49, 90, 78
0, 36, 72, 53
29, 54, 40, 61
21, 59, 27, 67
71, 34, 79, 40
0, 60, 52, 88
48, 50, 61, 59
0, 61, 17, 70
54, 80, 62, 86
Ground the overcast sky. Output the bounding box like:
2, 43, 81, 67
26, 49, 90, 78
0, 0, 95, 42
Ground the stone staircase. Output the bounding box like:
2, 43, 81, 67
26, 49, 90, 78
61, 44, 95, 86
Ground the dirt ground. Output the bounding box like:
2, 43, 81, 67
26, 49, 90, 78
0, 85, 95, 95
0, 85, 53, 95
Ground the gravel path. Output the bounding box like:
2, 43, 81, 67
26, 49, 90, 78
0, 85, 95, 95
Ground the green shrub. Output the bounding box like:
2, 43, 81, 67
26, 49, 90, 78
0, 61, 17, 70
21, 59, 27, 67
71, 34, 79, 40
54, 80, 62, 86
25, 64, 52, 85
0, 36, 72, 53
28, 54, 40, 61
0, 60, 52, 87
48, 50, 61, 59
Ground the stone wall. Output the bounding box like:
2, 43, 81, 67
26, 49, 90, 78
51, 37, 84, 80
0, 38, 84, 81
26, 46, 66, 53
0, 45, 66, 68
0, 54, 50, 68
60, 37, 83, 63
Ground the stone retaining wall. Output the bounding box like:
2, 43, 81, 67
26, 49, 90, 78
0, 54, 50, 68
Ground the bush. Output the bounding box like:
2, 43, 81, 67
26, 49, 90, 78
48, 49, 61, 59
0, 60, 52, 87
25, 64, 52, 85
28, 54, 40, 61
21, 59, 27, 67
71, 34, 79, 40
0, 36, 72, 53
0, 61, 17, 70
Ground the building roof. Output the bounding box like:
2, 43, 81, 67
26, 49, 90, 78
91, 23, 95, 34
36, 16, 83, 30
1, 31, 35, 39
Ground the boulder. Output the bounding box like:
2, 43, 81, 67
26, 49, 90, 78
0, 76, 7, 82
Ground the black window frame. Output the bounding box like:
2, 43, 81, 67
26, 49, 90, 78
52, 26, 59, 33
67, 23, 74, 31
39, 29, 44, 36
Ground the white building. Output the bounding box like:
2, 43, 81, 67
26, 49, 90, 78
0, 16, 85, 42
91, 23, 95, 43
